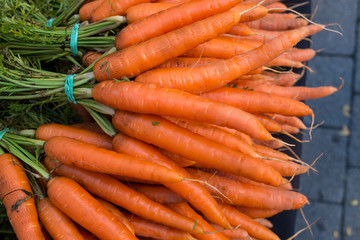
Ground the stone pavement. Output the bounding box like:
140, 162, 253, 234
294, 0, 360, 239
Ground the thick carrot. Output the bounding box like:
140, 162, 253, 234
112, 110, 285, 186
79, 0, 104, 21
115, 0, 247, 49
236, 206, 282, 218
46, 177, 137, 240
112, 132, 232, 228
218, 202, 280, 240
134, 24, 323, 93
0, 154, 44, 240
44, 157, 202, 234
36, 123, 113, 150
156, 57, 221, 68
186, 168, 308, 210
125, 2, 180, 23
89, 0, 153, 23
44, 136, 183, 183
94, 7, 257, 80
123, 212, 196, 240
201, 87, 313, 116
38, 197, 84, 240
167, 202, 231, 240
92, 81, 272, 141
82, 51, 102, 68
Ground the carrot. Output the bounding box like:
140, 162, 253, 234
36, 123, 113, 150
245, 17, 308, 31
261, 71, 302, 85
235, 206, 282, 218
253, 113, 283, 133
252, 138, 285, 149
280, 124, 301, 134
158, 149, 196, 167
94, 197, 135, 235
44, 136, 183, 183
92, 81, 272, 141
38, 197, 84, 240
46, 177, 137, 240
112, 110, 285, 186
167, 202, 231, 240
123, 212, 196, 240
115, 0, 248, 49
134, 24, 323, 93
253, 84, 339, 100
253, 144, 297, 162
282, 48, 316, 62
76, 225, 99, 240
218, 202, 280, 240
0, 153, 44, 240
200, 87, 313, 117
89, 0, 153, 23
112, 132, 232, 228
82, 51, 102, 68
43, 157, 202, 234
255, 218, 273, 228
94, 6, 258, 80
209, 223, 249, 239
79, 0, 104, 22
156, 57, 221, 68
227, 23, 256, 36
266, 2, 287, 12
214, 126, 254, 146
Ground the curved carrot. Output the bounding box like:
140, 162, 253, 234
254, 144, 296, 162
38, 197, 84, 240
115, 0, 247, 49
245, 17, 308, 31
236, 206, 282, 218
89, 0, 153, 23
134, 24, 324, 93
0, 154, 44, 240
44, 157, 202, 234
79, 0, 104, 21
209, 223, 249, 239
82, 51, 102, 68
92, 81, 272, 141
159, 149, 196, 167
201, 87, 313, 117
214, 126, 254, 146
282, 48, 316, 62
253, 113, 283, 133
94, 7, 256, 80
112, 132, 232, 228
44, 136, 183, 183
47, 177, 137, 240
227, 23, 256, 36
35, 123, 113, 150
112, 110, 285, 186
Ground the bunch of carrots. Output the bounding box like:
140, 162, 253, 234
0, 0, 342, 239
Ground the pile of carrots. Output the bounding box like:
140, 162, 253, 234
0, 0, 341, 239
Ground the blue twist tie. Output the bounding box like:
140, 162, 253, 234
70, 23, 80, 56
65, 74, 77, 104
0, 128, 14, 141
46, 18, 55, 27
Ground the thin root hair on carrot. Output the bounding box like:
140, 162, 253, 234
271, 137, 296, 147
315, 48, 324, 53
305, 153, 323, 176
286, 217, 320, 240
299, 207, 314, 237
288, 1, 310, 10
310, 0, 322, 21
338, 77, 345, 91
280, 130, 310, 143
309, 113, 315, 140
302, 64, 314, 73
283, 144, 301, 162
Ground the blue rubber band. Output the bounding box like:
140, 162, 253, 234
46, 18, 55, 28
70, 23, 80, 56
0, 128, 14, 141
65, 74, 77, 104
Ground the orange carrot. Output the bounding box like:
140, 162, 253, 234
115, 0, 247, 49
253, 144, 296, 162
280, 124, 301, 134
46, 177, 137, 240
125, 2, 180, 23
227, 23, 256, 36
38, 197, 84, 240
79, 0, 104, 22
76, 225, 99, 240
214, 126, 254, 146
93, 81, 272, 141
82, 51, 102, 68
44, 157, 202, 234
112, 132, 232, 228
253, 113, 283, 133
36, 123, 113, 150
156, 57, 221, 68
236, 206, 282, 218
112, 110, 285, 186
158, 149, 196, 167
123, 212, 196, 240
134, 24, 323, 93
89, 0, 153, 23
282, 48, 316, 62
201, 87, 313, 117
94, 6, 258, 80
44, 136, 183, 183
209, 223, 249, 239
245, 17, 308, 31
0, 154, 44, 240
252, 138, 285, 149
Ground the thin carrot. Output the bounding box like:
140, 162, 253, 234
123, 212, 196, 240
167, 202, 232, 240
35, 123, 113, 150
93, 81, 272, 141
282, 48, 316, 62
46, 177, 137, 240
227, 23, 256, 36
112, 110, 285, 186
115, 0, 247, 49
38, 197, 84, 240
44, 157, 202, 234
94, 6, 258, 80
252, 138, 285, 149
44, 136, 183, 183
267, 114, 307, 130
245, 17, 308, 31
82, 51, 102, 68
0, 153, 44, 240
112, 132, 232, 228
253, 144, 297, 162
253, 113, 283, 133
89, 0, 153, 23
79, 0, 104, 22
280, 124, 301, 134
214, 126, 254, 146
209, 223, 249, 239
158, 149, 196, 167
235, 206, 282, 218
134, 24, 324, 93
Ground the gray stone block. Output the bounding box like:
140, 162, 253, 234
310, 0, 357, 55
303, 55, 352, 128
343, 169, 360, 239
295, 202, 342, 239
349, 95, 360, 167
299, 128, 347, 203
